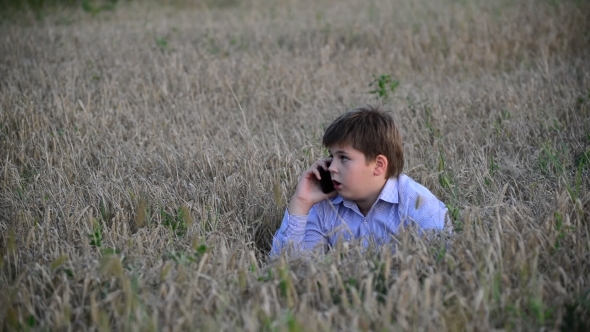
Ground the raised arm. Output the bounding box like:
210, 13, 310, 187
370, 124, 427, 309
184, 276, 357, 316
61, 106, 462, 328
270, 158, 337, 258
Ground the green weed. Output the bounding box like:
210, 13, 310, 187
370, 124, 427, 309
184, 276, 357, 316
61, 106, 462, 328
562, 289, 590, 331
431, 245, 446, 262
485, 155, 499, 187
369, 75, 399, 101
575, 149, 590, 170
437, 149, 462, 230
204, 33, 224, 55
164, 245, 208, 265
204, 204, 220, 232
88, 219, 103, 248
528, 296, 553, 326
493, 109, 512, 135
424, 104, 435, 135
160, 206, 188, 237
81, 0, 117, 15
538, 142, 565, 176
154, 36, 168, 52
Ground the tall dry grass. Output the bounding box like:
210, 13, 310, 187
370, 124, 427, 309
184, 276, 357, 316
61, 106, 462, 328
1, 0, 589, 330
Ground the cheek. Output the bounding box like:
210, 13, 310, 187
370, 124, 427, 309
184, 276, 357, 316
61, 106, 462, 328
341, 163, 353, 175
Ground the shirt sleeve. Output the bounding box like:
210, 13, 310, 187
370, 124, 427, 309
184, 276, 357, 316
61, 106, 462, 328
406, 195, 448, 231
417, 197, 447, 230
398, 175, 448, 232
270, 205, 327, 258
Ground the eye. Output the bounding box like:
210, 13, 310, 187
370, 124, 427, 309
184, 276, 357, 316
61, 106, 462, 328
340, 156, 349, 162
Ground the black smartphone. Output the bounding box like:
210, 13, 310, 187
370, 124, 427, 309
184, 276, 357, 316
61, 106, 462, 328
317, 162, 335, 194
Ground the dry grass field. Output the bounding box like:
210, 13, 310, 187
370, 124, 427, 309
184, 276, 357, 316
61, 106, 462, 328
1, 0, 589, 330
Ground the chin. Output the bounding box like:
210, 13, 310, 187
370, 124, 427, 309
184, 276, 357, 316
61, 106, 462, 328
338, 192, 355, 201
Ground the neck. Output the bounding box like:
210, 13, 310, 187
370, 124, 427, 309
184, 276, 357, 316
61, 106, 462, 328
355, 179, 387, 216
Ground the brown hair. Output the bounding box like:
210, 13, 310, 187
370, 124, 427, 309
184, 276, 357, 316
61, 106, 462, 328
322, 105, 404, 178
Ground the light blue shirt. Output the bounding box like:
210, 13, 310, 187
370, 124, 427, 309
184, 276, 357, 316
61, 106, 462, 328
271, 174, 448, 257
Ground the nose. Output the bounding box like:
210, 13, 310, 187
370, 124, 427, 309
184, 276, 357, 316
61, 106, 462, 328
328, 160, 337, 173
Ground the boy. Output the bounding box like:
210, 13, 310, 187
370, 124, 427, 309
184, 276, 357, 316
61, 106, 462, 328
271, 105, 448, 257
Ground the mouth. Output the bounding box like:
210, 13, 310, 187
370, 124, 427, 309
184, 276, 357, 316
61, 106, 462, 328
332, 179, 343, 190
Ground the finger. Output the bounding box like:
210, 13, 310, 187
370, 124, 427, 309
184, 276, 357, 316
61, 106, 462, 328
318, 158, 332, 170
313, 168, 322, 180
306, 167, 321, 180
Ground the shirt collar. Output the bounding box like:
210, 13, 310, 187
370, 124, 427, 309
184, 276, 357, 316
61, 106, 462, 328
379, 177, 399, 204
330, 177, 399, 206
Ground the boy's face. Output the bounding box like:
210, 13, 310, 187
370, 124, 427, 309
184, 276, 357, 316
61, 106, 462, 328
327, 143, 385, 203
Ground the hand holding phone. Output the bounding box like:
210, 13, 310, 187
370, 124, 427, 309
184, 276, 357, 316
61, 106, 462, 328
288, 159, 336, 216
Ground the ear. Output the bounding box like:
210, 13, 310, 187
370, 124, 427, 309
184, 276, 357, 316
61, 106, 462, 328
373, 154, 388, 177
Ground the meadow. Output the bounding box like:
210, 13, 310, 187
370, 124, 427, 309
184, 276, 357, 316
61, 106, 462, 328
1, 0, 589, 330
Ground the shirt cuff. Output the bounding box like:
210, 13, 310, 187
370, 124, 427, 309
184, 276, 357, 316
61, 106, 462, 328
285, 213, 307, 238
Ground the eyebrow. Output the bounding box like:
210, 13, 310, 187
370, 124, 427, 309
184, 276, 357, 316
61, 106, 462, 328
329, 150, 349, 155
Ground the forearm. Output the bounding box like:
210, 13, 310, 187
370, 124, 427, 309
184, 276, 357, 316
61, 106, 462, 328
270, 210, 308, 257
270, 206, 327, 258
287, 195, 313, 216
